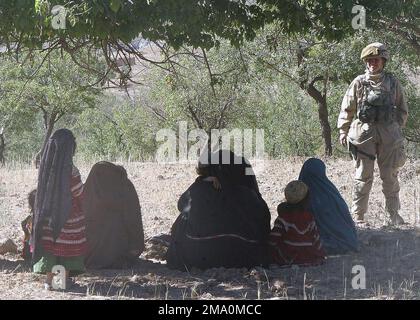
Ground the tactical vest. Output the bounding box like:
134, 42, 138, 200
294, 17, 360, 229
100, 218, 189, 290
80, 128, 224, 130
358, 74, 397, 124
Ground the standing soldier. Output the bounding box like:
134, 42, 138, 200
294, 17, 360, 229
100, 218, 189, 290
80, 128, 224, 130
337, 42, 408, 226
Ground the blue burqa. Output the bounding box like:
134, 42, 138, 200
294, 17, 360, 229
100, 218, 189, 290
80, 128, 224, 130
298, 158, 358, 254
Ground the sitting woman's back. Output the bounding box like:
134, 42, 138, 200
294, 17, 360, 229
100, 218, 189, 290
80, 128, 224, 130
83, 161, 145, 269
166, 150, 271, 271
298, 158, 358, 254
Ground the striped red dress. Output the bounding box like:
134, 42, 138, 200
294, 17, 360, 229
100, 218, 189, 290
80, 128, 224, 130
41, 165, 87, 257
269, 202, 326, 266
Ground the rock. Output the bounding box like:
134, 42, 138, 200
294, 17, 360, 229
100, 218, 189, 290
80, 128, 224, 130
199, 292, 213, 299
272, 280, 285, 290
0, 239, 18, 254
143, 243, 168, 261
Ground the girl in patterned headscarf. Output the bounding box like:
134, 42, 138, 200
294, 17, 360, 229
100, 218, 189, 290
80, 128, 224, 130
32, 129, 86, 290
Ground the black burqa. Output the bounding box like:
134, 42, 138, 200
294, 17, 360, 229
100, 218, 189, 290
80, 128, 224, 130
31, 129, 76, 264
166, 150, 271, 271
83, 161, 145, 269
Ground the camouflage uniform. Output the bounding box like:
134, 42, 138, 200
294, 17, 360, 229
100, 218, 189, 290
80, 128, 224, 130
337, 43, 408, 224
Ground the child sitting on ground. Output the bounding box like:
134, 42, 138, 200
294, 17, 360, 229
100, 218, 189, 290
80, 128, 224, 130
21, 189, 36, 261
269, 180, 326, 267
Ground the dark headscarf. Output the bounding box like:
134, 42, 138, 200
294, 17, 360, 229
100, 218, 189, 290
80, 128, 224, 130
199, 149, 260, 196
166, 150, 271, 270
83, 161, 145, 269
84, 161, 129, 211
298, 158, 358, 254
32, 129, 76, 263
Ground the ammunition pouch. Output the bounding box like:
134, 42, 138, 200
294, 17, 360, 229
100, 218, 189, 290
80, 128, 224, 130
359, 103, 377, 123
359, 104, 396, 124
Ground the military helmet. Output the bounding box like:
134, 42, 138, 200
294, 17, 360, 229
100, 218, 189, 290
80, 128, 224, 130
360, 42, 389, 61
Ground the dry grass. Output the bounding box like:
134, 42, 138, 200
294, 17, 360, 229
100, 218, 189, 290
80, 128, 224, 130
0, 157, 419, 300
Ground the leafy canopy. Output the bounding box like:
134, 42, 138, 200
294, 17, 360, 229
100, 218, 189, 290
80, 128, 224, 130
1, 0, 417, 50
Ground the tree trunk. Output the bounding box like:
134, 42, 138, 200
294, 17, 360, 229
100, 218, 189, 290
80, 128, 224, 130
303, 80, 333, 156
43, 111, 58, 150
34, 111, 58, 168
0, 129, 5, 166
316, 96, 333, 156
295, 42, 333, 156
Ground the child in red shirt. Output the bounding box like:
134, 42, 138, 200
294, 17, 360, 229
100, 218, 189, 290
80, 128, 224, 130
269, 180, 326, 266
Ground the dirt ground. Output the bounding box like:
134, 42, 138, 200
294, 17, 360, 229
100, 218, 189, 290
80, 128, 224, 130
0, 157, 419, 300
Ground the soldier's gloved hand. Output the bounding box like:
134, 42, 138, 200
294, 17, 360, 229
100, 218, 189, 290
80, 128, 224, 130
339, 133, 348, 147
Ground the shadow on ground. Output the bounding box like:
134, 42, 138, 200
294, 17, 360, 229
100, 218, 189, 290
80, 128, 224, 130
1, 227, 419, 299
0, 256, 31, 274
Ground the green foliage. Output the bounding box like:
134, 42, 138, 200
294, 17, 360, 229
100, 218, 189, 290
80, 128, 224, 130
0, 9, 418, 162
73, 95, 162, 161
404, 83, 420, 147
0, 50, 102, 160
0, 51, 101, 122
241, 76, 322, 157
261, 0, 419, 41
1, 1, 417, 51
0, 114, 45, 162
248, 25, 419, 155
1, 0, 266, 50
146, 40, 323, 157
149, 43, 255, 132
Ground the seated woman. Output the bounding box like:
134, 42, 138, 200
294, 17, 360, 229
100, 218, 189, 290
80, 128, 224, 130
83, 161, 145, 269
269, 181, 325, 267
166, 150, 271, 271
32, 129, 86, 290
298, 158, 359, 255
